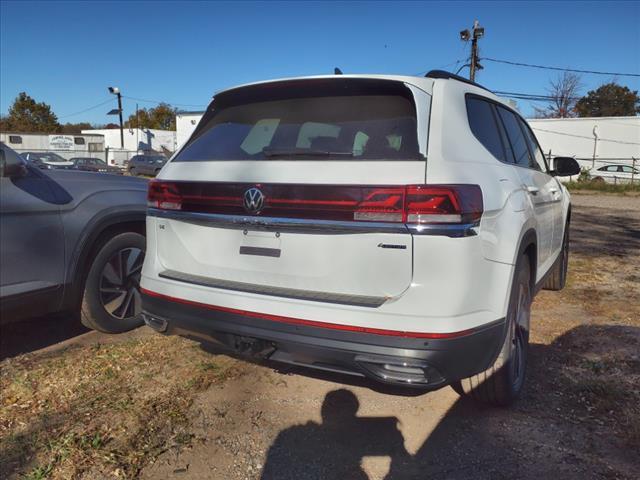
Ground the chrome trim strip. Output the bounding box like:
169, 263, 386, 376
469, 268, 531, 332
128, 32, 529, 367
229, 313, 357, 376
148, 208, 409, 234
406, 222, 479, 237
148, 209, 478, 237
158, 269, 388, 308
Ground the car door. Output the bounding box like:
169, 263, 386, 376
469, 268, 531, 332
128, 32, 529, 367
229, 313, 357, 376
519, 119, 564, 258
622, 165, 638, 183
129, 155, 140, 174
0, 144, 65, 307
495, 106, 558, 270
146, 157, 157, 175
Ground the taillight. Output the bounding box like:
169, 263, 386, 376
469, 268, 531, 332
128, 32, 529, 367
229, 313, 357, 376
354, 185, 482, 224
404, 185, 483, 224
353, 188, 404, 222
147, 181, 483, 225
147, 181, 182, 210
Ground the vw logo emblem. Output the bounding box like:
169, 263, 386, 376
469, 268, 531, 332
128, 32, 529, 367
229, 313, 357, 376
243, 187, 265, 214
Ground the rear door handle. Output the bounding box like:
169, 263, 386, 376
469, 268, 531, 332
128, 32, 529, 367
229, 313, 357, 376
525, 185, 540, 195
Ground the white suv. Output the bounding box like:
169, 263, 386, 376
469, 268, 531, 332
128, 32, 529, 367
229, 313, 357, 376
141, 71, 580, 406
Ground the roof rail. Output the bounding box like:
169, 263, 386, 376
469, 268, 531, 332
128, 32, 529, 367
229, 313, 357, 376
424, 70, 493, 93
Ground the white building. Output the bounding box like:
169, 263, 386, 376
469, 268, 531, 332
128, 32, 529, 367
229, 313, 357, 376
0, 131, 105, 160
176, 111, 205, 149
527, 116, 640, 167
81, 128, 177, 165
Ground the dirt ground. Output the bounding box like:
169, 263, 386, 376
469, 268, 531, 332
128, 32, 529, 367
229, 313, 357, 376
1, 192, 639, 480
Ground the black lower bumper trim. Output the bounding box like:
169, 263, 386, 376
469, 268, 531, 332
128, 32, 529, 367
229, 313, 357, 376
141, 292, 506, 389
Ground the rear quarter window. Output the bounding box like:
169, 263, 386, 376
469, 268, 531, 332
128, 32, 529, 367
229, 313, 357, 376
496, 107, 533, 169
465, 96, 506, 162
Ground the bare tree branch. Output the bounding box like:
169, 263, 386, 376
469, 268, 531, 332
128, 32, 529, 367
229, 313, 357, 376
533, 72, 583, 118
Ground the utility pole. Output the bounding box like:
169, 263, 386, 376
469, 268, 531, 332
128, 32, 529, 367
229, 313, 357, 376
117, 92, 124, 149
107, 86, 124, 149
460, 20, 485, 82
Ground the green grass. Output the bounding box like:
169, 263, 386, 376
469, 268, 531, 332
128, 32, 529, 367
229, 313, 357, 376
565, 181, 640, 193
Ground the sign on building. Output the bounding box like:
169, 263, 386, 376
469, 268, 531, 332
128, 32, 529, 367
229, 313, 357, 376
49, 135, 74, 150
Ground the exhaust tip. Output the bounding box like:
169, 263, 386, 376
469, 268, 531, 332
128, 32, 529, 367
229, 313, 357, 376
143, 313, 168, 333
355, 355, 444, 386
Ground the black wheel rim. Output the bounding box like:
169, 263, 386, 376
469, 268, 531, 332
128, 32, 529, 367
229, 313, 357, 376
99, 247, 144, 319
562, 229, 569, 280
510, 284, 530, 389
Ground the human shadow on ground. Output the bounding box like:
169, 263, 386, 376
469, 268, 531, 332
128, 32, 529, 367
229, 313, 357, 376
258, 325, 639, 480
261, 389, 411, 480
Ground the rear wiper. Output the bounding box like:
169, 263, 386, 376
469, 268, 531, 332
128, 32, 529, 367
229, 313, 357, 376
262, 147, 353, 158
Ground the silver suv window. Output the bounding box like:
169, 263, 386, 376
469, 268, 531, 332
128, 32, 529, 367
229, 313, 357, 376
174, 79, 421, 162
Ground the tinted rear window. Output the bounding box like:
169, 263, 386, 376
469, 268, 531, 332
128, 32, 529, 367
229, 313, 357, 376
174, 79, 421, 161
466, 96, 505, 162
496, 107, 532, 169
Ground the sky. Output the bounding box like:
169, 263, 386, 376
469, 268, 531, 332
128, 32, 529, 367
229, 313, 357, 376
1, 1, 639, 124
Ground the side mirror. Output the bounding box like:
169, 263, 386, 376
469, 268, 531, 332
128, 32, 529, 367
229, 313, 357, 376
552, 157, 581, 177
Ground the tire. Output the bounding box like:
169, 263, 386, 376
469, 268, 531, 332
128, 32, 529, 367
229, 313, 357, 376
452, 256, 531, 406
592, 176, 605, 184
129, 168, 137, 176
80, 232, 145, 333
543, 220, 569, 291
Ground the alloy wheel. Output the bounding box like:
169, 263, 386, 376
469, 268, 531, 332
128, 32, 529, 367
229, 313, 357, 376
99, 247, 144, 319
510, 283, 530, 389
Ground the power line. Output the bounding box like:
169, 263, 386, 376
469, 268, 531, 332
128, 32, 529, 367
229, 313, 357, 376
122, 95, 206, 108
58, 98, 114, 119
494, 90, 582, 102
484, 57, 640, 78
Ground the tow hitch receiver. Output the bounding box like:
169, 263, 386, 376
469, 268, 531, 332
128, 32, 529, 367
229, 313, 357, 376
234, 336, 277, 358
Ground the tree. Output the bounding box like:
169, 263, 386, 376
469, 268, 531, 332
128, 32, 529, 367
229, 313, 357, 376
3, 92, 60, 132
575, 82, 640, 117
533, 72, 583, 118
125, 103, 177, 130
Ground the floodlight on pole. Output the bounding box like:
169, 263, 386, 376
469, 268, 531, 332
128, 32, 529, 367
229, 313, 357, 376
459, 20, 485, 82
107, 86, 124, 149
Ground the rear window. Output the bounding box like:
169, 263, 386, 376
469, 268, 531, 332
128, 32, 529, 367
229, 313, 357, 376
174, 79, 422, 161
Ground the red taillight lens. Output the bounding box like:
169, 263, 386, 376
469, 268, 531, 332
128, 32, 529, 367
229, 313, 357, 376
354, 188, 404, 222
147, 182, 483, 224
404, 185, 483, 224
147, 181, 182, 210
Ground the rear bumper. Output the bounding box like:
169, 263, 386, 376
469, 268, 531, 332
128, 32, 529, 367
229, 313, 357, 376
141, 290, 506, 389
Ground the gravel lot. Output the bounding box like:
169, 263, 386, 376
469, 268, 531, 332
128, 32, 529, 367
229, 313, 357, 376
2, 193, 639, 480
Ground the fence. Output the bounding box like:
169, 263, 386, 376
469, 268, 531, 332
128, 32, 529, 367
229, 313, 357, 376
545, 152, 639, 184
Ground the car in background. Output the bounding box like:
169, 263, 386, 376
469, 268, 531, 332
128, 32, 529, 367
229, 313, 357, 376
127, 154, 167, 177
589, 164, 640, 184
20, 151, 75, 170
1, 142, 148, 333
71, 157, 123, 175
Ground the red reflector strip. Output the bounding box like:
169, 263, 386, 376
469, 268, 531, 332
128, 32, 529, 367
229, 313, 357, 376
141, 288, 474, 339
